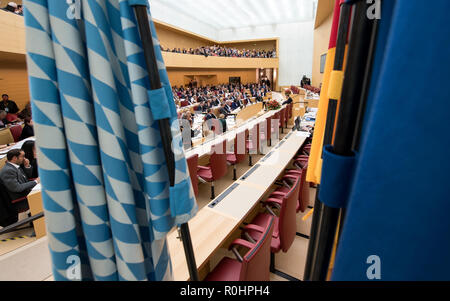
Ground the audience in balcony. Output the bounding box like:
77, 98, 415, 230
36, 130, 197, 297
2, 2, 22, 15
161, 45, 276, 58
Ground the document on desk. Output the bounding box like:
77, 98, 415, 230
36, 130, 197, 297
32, 183, 42, 192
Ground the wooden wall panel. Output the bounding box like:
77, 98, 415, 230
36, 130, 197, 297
0, 10, 25, 55
312, 11, 333, 88
167, 69, 257, 87
0, 61, 30, 111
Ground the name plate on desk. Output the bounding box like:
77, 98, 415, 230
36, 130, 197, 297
209, 183, 240, 209
240, 164, 260, 180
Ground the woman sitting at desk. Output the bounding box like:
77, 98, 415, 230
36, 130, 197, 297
21, 140, 38, 179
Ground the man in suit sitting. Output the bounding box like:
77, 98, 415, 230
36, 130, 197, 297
231, 99, 240, 110
204, 108, 217, 121
282, 95, 293, 105
0, 149, 40, 203
219, 104, 229, 116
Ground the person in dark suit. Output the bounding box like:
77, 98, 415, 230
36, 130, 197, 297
219, 104, 229, 116
21, 140, 38, 179
224, 102, 233, 113
282, 96, 293, 105
231, 100, 239, 110
0, 149, 39, 202
0, 94, 19, 114
19, 117, 34, 141
204, 109, 217, 121
219, 114, 227, 133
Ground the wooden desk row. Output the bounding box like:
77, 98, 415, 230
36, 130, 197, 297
168, 130, 309, 280
185, 105, 286, 159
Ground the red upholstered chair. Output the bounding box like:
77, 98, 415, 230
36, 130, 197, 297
279, 108, 286, 134
180, 100, 189, 107
288, 103, 293, 119
302, 144, 312, 156
270, 113, 280, 146
284, 105, 290, 128
227, 131, 247, 180
246, 125, 257, 166
258, 120, 267, 151
247, 175, 301, 261
186, 154, 199, 197
198, 141, 228, 199
283, 166, 310, 213
205, 216, 275, 281
9, 125, 23, 142
6, 114, 18, 123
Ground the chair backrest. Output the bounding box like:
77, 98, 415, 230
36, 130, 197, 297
298, 166, 310, 213
265, 116, 271, 141
284, 105, 290, 121
240, 216, 275, 281
279, 108, 286, 127
210, 141, 228, 181
186, 154, 199, 197
9, 125, 23, 142
180, 100, 189, 107
279, 176, 301, 252
234, 131, 247, 164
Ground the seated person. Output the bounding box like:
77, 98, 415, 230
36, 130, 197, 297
0, 110, 7, 128
2, 2, 17, 13
0, 94, 19, 115
219, 104, 229, 116
204, 108, 217, 121
219, 114, 227, 133
231, 100, 240, 110
282, 95, 293, 105
19, 117, 34, 140
21, 140, 39, 179
0, 149, 40, 202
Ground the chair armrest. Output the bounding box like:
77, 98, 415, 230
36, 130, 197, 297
229, 238, 256, 251
197, 166, 210, 171
243, 224, 265, 234
283, 174, 299, 182
270, 191, 286, 198
11, 196, 27, 204
264, 198, 283, 209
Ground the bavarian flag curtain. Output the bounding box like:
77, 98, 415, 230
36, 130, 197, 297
332, 0, 450, 280
306, 0, 347, 184
24, 0, 197, 281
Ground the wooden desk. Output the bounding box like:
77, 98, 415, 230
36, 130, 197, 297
0, 128, 14, 145
235, 103, 263, 126
185, 106, 284, 159
168, 130, 307, 280
27, 190, 46, 239
167, 208, 237, 281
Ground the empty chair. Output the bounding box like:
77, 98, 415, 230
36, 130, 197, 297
246, 175, 301, 276
198, 141, 228, 199
246, 124, 259, 166
186, 154, 199, 197
227, 131, 247, 180
205, 216, 275, 281
282, 167, 310, 213
284, 105, 290, 128
9, 125, 23, 142
270, 113, 280, 146
302, 144, 312, 156
279, 108, 286, 134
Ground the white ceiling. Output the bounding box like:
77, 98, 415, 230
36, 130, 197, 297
148, 0, 318, 31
